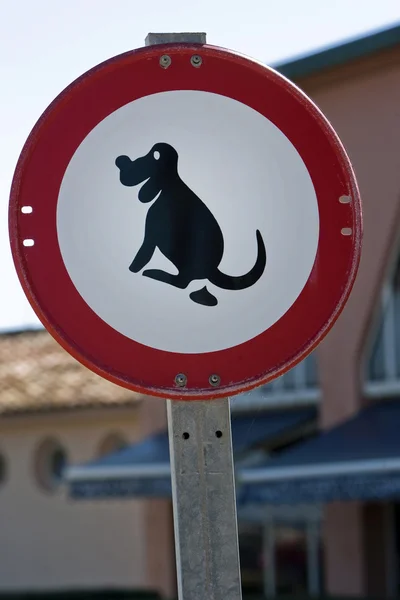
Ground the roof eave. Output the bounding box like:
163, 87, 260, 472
273, 22, 400, 81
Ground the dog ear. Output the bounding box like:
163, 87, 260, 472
138, 177, 162, 203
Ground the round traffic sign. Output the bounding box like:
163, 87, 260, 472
9, 43, 362, 400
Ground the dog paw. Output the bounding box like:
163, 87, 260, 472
142, 269, 161, 278
128, 262, 141, 273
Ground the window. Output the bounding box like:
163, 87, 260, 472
366, 254, 400, 395
51, 447, 67, 482
238, 510, 323, 598
0, 451, 7, 487
275, 525, 309, 596
232, 352, 320, 411
239, 523, 263, 595
265, 352, 319, 393
34, 438, 67, 492
97, 432, 128, 458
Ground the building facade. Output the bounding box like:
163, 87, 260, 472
0, 330, 175, 595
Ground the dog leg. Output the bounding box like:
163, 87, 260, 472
129, 240, 156, 273
142, 269, 191, 289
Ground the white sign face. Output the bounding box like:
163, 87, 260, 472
57, 90, 319, 354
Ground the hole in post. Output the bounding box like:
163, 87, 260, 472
23, 239, 35, 247
339, 195, 351, 204
21, 206, 33, 214
341, 227, 352, 236
215, 430, 223, 438
182, 432, 190, 440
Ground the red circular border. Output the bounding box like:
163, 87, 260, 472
9, 43, 362, 400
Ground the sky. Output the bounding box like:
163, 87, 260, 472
1, 0, 399, 332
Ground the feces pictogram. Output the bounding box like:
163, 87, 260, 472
115, 143, 266, 306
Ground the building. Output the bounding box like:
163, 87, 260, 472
274, 20, 400, 599
1, 21, 400, 599
0, 330, 175, 595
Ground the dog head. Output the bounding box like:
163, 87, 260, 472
115, 143, 179, 203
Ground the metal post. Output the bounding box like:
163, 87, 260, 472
167, 399, 242, 599
144, 32, 242, 600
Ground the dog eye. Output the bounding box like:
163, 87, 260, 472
153, 151, 160, 160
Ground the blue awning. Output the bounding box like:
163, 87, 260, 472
239, 399, 400, 505
67, 407, 316, 500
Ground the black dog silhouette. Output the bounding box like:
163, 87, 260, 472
115, 143, 266, 306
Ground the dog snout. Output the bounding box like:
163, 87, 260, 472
115, 155, 147, 187
115, 155, 133, 170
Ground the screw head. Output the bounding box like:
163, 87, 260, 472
190, 54, 202, 68
209, 374, 221, 387
160, 55, 171, 68
175, 373, 187, 387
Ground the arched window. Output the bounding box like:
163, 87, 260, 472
97, 432, 129, 458
232, 352, 320, 411
366, 253, 400, 397
0, 451, 7, 488
34, 438, 68, 492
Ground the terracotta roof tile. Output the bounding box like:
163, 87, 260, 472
0, 329, 141, 415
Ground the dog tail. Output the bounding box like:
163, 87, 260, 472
209, 230, 266, 291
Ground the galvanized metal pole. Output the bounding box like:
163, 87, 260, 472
167, 398, 242, 600
145, 32, 242, 599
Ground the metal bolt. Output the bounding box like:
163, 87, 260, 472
175, 373, 187, 387
190, 54, 202, 68
209, 374, 221, 387
159, 55, 171, 68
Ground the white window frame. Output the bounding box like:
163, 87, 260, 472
231, 353, 320, 412
365, 281, 400, 398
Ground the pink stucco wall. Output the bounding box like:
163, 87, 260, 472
300, 47, 400, 596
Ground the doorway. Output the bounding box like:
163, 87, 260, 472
239, 504, 323, 597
